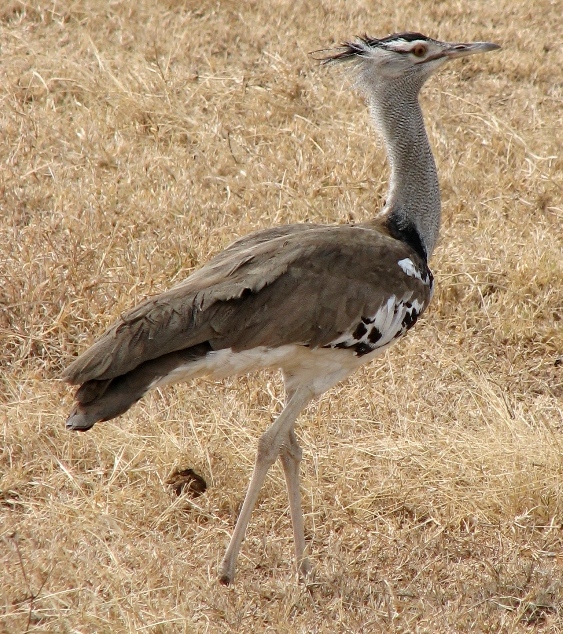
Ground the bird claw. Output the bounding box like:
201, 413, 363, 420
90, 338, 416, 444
298, 557, 313, 582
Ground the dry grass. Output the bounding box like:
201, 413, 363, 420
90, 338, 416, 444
1, 0, 562, 631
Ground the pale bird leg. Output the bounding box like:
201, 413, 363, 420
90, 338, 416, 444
279, 428, 311, 579
219, 385, 314, 585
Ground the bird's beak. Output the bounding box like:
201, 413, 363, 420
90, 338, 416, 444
443, 41, 501, 59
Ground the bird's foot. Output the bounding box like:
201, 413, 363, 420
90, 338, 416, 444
218, 558, 235, 586
298, 556, 313, 583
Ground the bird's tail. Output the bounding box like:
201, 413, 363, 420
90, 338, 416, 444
65, 344, 212, 431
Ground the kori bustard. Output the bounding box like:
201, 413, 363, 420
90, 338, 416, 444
63, 33, 500, 584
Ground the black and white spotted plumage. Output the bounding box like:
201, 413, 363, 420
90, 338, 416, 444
327, 295, 428, 357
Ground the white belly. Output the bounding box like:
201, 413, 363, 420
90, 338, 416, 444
151, 344, 386, 397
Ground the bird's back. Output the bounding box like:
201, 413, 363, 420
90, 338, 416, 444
63, 220, 433, 389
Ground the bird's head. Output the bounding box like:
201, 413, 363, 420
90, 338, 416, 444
318, 32, 500, 91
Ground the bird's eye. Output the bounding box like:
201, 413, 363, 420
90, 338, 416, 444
412, 44, 427, 57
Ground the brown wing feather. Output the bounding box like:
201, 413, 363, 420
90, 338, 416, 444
208, 227, 431, 350
62, 224, 431, 385
62, 229, 318, 383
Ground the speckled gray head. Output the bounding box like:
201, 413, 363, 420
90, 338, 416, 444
317, 32, 500, 86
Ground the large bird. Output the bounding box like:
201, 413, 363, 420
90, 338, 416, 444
63, 32, 500, 584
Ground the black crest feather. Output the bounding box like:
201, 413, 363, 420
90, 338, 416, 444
314, 31, 430, 64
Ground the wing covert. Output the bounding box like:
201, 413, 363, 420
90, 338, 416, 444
62, 224, 432, 384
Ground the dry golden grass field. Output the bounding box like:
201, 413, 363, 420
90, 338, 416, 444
1, 0, 562, 631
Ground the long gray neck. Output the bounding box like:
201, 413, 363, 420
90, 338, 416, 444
369, 80, 441, 260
